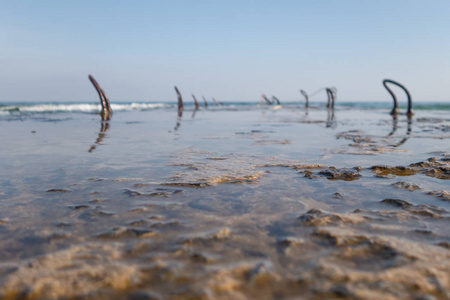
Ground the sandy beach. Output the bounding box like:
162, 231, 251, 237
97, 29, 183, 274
0, 103, 448, 299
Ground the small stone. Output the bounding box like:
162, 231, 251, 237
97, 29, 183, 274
55, 222, 71, 228
46, 189, 71, 193
68, 205, 91, 210
333, 192, 344, 199
96, 227, 157, 239
129, 290, 163, 300
391, 182, 421, 191
89, 199, 104, 203
380, 199, 413, 208
436, 241, 450, 249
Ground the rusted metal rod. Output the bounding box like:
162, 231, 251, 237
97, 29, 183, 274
192, 94, 200, 110
174, 86, 184, 111
383, 79, 413, 116
300, 89, 309, 108
272, 96, 281, 105
88, 75, 112, 121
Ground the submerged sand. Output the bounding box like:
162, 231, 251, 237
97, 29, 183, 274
0, 105, 449, 299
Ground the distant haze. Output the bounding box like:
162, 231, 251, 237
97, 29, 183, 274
1, 1, 449, 103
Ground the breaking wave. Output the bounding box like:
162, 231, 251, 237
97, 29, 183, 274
0, 102, 173, 114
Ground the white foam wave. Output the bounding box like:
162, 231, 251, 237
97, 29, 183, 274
0, 103, 173, 113
17, 104, 101, 112
110, 103, 172, 110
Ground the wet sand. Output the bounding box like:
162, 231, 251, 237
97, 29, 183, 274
0, 105, 449, 299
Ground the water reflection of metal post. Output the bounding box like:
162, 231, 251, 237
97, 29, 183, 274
326, 108, 336, 128
387, 114, 398, 137
191, 106, 198, 119
88, 121, 110, 153
175, 110, 183, 131
388, 115, 413, 148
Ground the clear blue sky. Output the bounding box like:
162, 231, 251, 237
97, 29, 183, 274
1, 1, 449, 102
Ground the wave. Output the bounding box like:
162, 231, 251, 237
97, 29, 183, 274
0, 102, 173, 113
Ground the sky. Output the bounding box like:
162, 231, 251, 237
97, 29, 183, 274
1, 0, 449, 103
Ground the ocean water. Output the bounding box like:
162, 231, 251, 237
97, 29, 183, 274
0, 101, 449, 299
1, 100, 450, 114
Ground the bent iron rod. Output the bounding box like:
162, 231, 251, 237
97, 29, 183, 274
307, 86, 336, 108
88, 75, 112, 120
174, 86, 183, 111
383, 79, 414, 116
192, 94, 200, 110
261, 94, 272, 105
300, 89, 309, 107
272, 96, 281, 105
326, 88, 336, 108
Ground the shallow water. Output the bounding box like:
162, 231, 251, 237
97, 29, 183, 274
0, 103, 449, 299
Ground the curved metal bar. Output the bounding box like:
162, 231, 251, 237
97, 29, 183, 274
192, 94, 200, 110
261, 94, 272, 105
202, 96, 208, 107
272, 96, 281, 105
326, 88, 333, 108
174, 86, 183, 111
383, 79, 414, 116
88, 75, 106, 110
309, 87, 336, 108
101, 86, 111, 113
330, 87, 337, 109
88, 75, 112, 120
309, 87, 326, 97
300, 90, 309, 107
174, 110, 182, 131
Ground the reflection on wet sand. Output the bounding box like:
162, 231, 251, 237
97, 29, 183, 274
387, 115, 413, 148
88, 121, 110, 153
326, 108, 336, 128
293, 107, 335, 128
0, 105, 449, 300
174, 109, 183, 131
335, 114, 417, 155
